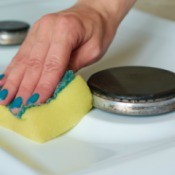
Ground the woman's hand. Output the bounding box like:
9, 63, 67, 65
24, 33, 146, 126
0, 0, 135, 114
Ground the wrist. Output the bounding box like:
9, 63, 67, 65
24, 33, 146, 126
77, 0, 136, 28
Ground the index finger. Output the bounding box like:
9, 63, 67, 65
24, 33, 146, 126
27, 16, 78, 104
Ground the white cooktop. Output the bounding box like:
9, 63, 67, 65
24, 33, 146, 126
0, 0, 175, 175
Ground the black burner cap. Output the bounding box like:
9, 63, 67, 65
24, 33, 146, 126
88, 66, 175, 101
0, 21, 30, 32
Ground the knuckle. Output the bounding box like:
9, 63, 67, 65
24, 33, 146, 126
27, 57, 42, 70
54, 14, 83, 43
89, 42, 102, 60
57, 14, 73, 25
40, 14, 54, 25
56, 14, 80, 31
44, 55, 61, 73
37, 15, 54, 43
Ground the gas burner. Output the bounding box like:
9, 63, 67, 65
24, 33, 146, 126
88, 66, 175, 115
0, 20, 30, 45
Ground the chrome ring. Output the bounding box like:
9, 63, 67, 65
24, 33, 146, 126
93, 92, 175, 115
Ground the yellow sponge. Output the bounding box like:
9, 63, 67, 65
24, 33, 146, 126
0, 73, 92, 143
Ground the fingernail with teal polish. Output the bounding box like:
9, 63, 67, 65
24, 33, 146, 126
10, 97, 23, 109
0, 74, 5, 80
27, 93, 39, 105
0, 89, 8, 101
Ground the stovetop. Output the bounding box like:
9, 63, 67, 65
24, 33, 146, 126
0, 1, 175, 175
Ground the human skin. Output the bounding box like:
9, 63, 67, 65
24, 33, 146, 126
0, 0, 136, 114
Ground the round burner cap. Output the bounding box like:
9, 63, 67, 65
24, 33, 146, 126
88, 66, 175, 115
0, 20, 30, 45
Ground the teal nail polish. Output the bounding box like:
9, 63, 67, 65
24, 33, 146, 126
0, 74, 5, 80
27, 93, 39, 105
0, 89, 8, 101
10, 97, 23, 109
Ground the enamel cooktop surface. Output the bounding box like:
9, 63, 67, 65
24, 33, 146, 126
0, 0, 175, 175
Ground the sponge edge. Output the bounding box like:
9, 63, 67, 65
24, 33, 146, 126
0, 75, 92, 143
